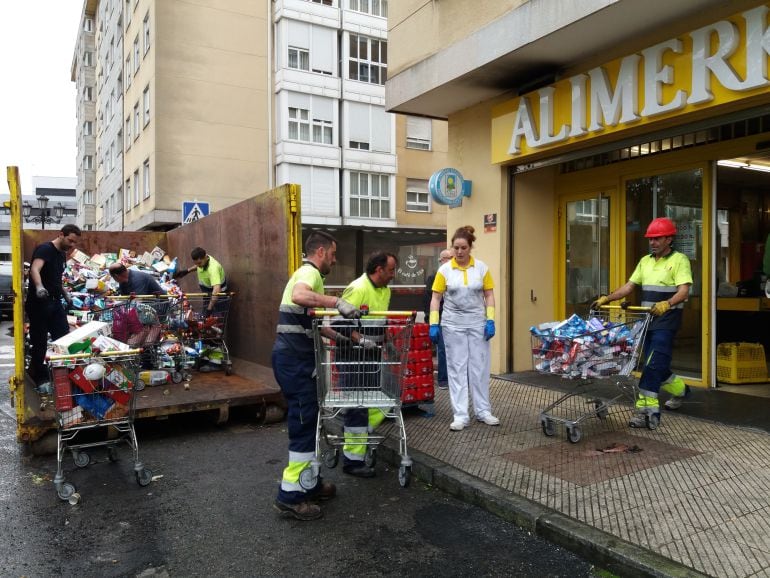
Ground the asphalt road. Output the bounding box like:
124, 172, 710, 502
0, 320, 596, 577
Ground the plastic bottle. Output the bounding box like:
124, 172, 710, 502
138, 370, 171, 386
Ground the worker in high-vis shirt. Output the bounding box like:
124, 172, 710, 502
337, 251, 398, 478
592, 217, 693, 429
272, 231, 361, 521
429, 225, 499, 432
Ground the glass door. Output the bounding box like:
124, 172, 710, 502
560, 193, 611, 318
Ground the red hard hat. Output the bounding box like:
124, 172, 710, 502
645, 217, 677, 238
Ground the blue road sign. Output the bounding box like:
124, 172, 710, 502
182, 201, 210, 224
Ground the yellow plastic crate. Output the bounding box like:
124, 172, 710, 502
716, 342, 769, 384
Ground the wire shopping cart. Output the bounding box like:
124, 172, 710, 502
179, 293, 234, 375
310, 310, 416, 487
531, 305, 652, 443
48, 349, 153, 503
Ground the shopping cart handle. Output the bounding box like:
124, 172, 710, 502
597, 304, 652, 312
309, 309, 416, 317
48, 348, 143, 362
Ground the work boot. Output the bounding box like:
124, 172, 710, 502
343, 463, 375, 478
664, 385, 691, 410
308, 481, 336, 501
274, 499, 323, 521
630, 394, 659, 428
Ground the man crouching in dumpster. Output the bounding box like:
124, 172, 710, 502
272, 231, 361, 520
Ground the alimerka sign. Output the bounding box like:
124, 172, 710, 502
491, 4, 770, 163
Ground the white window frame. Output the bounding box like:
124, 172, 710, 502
143, 12, 150, 55
84, 190, 94, 204
133, 103, 140, 139
83, 51, 93, 66
406, 116, 432, 151
125, 179, 132, 211
133, 35, 140, 75
142, 85, 150, 126
349, 172, 390, 219
84, 155, 94, 170
133, 170, 140, 206
406, 178, 431, 212
143, 159, 150, 199
125, 0, 132, 26
83, 121, 93, 136
312, 117, 333, 144
84, 86, 93, 101
348, 34, 387, 86
349, 0, 387, 17
84, 17, 94, 32
125, 116, 132, 149
125, 55, 132, 86
288, 107, 310, 142
288, 46, 309, 71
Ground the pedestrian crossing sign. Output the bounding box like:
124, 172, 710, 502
182, 201, 210, 224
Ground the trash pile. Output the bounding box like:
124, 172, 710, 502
63, 246, 183, 320
530, 313, 645, 378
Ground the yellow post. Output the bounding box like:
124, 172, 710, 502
6, 167, 27, 433
287, 183, 302, 275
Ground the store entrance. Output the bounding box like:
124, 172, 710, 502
715, 154, 770, 396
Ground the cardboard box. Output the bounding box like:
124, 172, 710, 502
51, 321, 111, 354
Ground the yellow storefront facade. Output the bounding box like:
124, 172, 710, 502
388, 1, 770, 391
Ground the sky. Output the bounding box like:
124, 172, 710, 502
0, 2, 83, 196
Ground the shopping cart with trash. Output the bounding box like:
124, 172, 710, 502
48, 348, 153, 503
97, 297, 193, 388
531, 305, 652, 443
310, 310, 416, 487
178, 293, 234, 375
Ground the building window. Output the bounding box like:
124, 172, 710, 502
125, 116, 131, 149
349, 172, 390, 218
133, 170, 140, 206
349, 0, 387, 17
288, 107, 310, 141
308, 0, 333, 5
313, 117, 333, 144
349, 140, 369, 150
125, 55, 132, 86
84, 86, 93, 101
133, 35, 140, 74
406, 116, 431, 150
84, 190, 94, 204
83, 121, 93, 136
143, 159, 150, 199
348, 34, 386, 85
288, 46, 310, 71
83, 51, 93, 66
406, 178, 430, 212
133, 103, 140, 138
84, 18, 94, 32
125, 179, 131, 211
125, 0, 131, 26
84, 155, 94, 170
142, 85, 150, 126
143, 13, 150, 54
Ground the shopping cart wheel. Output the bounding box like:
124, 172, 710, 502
322, 449, 339, 469
135, 468, 153, 487
398, 465, 411, 488
107, 446, 119, 462
364, 448, 377, 468
541, 419, 556, 437
57, 482, 77, 502
72, 451, 91, 468
135, 379, 146, 392
171, 371, 183, 384
566, 426, 582, 444
593, 401, 609, 420
298, 467, 317, 490
182, 371, 193, 382
647, 414, 660, 430
225, 364, 233, 376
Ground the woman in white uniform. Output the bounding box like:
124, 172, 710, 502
429, 226, 499, 431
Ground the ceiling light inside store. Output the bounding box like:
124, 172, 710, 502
717, 160, 770, 173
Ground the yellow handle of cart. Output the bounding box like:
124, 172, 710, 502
309, 309, 416, 317
48, 348, 143, 362
596, 304, 653, 312
181, 292, 234, 297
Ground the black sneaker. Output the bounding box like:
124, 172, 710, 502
273, 499, 323, 521
343, 464, 376, 478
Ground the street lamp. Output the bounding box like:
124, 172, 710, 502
22, 196, 65, 230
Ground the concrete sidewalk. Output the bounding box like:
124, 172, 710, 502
381, 378, 770, 578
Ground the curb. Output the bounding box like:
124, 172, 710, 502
379, 440, 707, 578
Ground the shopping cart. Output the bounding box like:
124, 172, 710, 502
179, 293, 234, 375
97, 297, 192, 388
310, 310, 416, 487
48, 349, 153, 503
531, 305, 652, 443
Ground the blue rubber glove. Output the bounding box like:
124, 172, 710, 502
484, 320, 496, 341
429, 324, 441, 344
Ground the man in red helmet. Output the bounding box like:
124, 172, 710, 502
592, 217, 693, 429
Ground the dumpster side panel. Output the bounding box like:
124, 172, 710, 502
167, 185, 294, 367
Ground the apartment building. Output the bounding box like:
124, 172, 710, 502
72, 0, 447, 291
